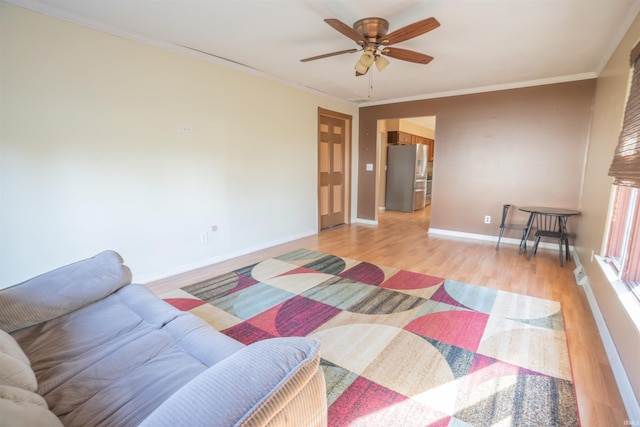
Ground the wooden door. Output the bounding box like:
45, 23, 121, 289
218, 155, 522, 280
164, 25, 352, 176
318, 111, 349, 229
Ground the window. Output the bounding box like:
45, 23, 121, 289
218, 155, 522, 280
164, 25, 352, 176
605, 40, 640, 303
604, 186, 640, 302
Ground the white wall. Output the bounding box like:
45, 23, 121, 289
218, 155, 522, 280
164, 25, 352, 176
0, 3, 358, 287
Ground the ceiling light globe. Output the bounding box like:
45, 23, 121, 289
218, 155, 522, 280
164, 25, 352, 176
354, 61, 369, 75
375, 55, 390, 71
360, 51, 375, 67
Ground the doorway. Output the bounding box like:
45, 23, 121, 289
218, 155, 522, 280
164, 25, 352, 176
318, 108, 352, 230
377, 116, 436, 224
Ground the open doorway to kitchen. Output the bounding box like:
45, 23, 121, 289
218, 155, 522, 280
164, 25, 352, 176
376, 116, 436, 229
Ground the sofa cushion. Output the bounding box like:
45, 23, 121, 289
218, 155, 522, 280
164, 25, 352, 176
0, 330, 37, 392
139, 337, 326, 427
11, 284, 244, 427
0, 250, 132, 333
0, 385, 63, 427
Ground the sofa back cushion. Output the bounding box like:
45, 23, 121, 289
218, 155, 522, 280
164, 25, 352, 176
0, 250, 132, 333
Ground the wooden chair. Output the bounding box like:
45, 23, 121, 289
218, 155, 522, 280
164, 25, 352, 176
496, 204, 529, 253
526, 212, 570, 266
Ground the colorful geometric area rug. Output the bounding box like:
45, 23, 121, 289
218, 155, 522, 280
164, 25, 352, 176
160, 249, 579, 426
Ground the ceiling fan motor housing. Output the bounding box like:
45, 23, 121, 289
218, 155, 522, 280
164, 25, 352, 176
353, 17, 389, 43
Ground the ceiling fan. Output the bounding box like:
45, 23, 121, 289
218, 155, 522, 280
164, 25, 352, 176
301, 17, 440, 76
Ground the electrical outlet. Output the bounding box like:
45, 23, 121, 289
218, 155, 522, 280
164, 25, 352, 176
484, 215, 491, 224
200, 232, 208, 243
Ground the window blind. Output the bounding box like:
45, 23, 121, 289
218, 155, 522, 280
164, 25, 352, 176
609, 41, 640, 187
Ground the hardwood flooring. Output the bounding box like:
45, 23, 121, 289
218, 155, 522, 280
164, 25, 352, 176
146, 206, 629, 425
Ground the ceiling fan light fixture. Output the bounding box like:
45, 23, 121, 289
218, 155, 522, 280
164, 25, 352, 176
354, 60, 370, 75
354, 50, 375, 74
375, 55, 389, 71
359, 50, 375, 67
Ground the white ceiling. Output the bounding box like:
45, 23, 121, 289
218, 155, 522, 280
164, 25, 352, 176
12, 0, 640, 105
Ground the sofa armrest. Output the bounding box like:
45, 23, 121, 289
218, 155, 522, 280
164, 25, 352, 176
0, 251, 132, 333
139, 337, 327, 427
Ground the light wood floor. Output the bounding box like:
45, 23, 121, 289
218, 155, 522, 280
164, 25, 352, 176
147, 206, 628, 425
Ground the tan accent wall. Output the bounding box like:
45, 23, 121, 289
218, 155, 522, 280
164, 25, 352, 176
578, 13, 640, 401
359, 80, 596, 229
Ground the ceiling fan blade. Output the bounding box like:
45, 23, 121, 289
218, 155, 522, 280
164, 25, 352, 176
300, 48, 359, 62
324, 18, 365, 45
381, 47, 433, 64
381, 17, 440, 46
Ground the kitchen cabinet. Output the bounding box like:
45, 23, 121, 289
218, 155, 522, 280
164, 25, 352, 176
412, 135, 427, 145
388, 131, 412, 145
389, 131, 435, 161
387, 130, 436, 162
425, 138, 435, 161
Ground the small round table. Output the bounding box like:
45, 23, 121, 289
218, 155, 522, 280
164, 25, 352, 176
518, 207, 581, 266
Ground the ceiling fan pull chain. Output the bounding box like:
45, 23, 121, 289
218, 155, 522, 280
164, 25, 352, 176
368, 69, 374, 100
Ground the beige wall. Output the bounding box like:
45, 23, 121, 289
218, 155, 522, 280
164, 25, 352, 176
577, 13, 640, 402
0, 3, 358, 286
359, 80, 596, 233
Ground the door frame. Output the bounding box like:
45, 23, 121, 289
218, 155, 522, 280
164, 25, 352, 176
317, 107, 352, 231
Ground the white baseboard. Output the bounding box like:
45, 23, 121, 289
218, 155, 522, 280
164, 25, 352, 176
356, 218, 378, 226
428, 228, 497, 242
581, 277, 640, 421
587, 257, 640, 422
428, 228, 562, 250
133, 229, 317, 284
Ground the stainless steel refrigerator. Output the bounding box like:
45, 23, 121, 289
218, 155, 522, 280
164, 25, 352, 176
385, 143, 429, 212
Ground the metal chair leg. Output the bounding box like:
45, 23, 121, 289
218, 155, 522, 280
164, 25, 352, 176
518, 230, 527, 255
527, 237, 541, 260
559, 240, 564, 267
496, 229, 505, 250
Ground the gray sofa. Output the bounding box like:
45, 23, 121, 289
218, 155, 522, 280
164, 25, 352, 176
0, 251, 327, 426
